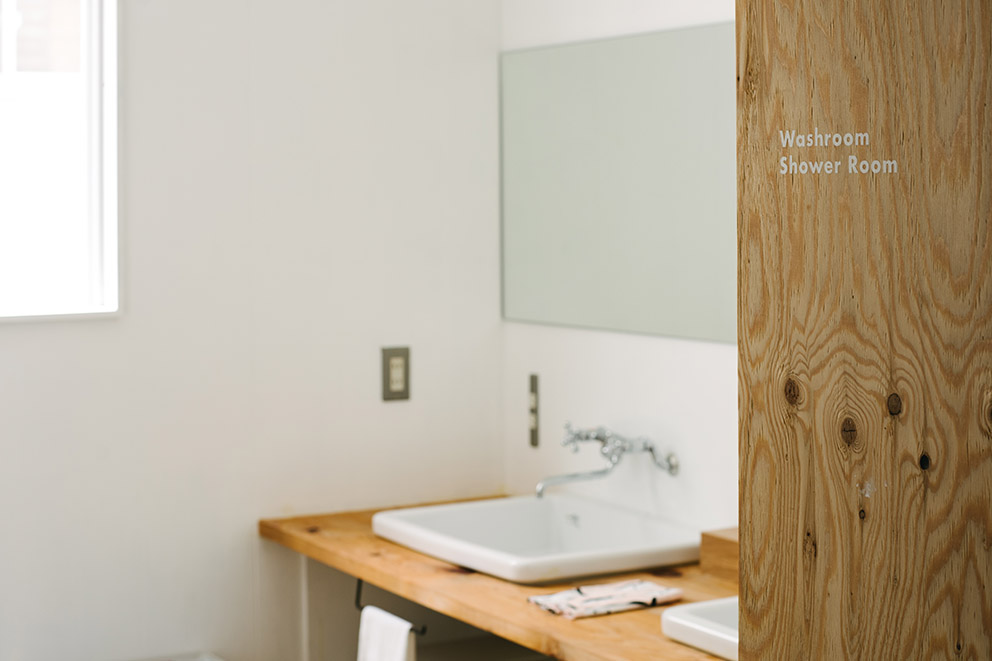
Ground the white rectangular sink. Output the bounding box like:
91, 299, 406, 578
661, 596, 738, 660
371, 494, 699, 584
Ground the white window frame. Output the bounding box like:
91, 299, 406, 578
0, 0, 118, 322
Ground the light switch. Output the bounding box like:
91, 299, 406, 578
389, 356, 405, 392
529, 374, 539, 447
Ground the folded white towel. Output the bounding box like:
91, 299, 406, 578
528, 579, 683, 619
357, 605, 416, 661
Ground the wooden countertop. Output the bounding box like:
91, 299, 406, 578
259, 501, 737, 661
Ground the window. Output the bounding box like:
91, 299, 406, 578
0, 0, 116, 318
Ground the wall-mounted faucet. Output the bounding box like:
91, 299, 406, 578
535, 423, 680, 497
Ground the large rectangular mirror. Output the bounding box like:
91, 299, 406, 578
500, 22, 736, 343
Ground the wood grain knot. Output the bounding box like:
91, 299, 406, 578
803, 530, 817, 558
784, 378, 803, 407
305, 526, 320, 534
841, 418, 858, 445
919, 453, 931, 470
955, 641, 963, 655
858, 509, 866, 520
887, 393, 903, 416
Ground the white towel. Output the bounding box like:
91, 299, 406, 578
357, 605, 416, 661
528, 579, 683, 619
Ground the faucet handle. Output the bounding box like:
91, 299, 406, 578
562, 422, 607, 451
562, 422, 577, 451
562, 422, 587, 450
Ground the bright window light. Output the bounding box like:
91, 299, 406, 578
0, 0, 117, 319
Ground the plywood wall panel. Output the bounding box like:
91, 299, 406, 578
738, 1, 992, 658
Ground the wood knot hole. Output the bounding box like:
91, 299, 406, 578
784, 378, 802, 406
803, 530, 817, 558
919, 453, 931, 471
955, 642, 962, 655
887, 393, 903, 416
305, 526, 320, 534
858, 509, 866, 520
841, 417, 858, 445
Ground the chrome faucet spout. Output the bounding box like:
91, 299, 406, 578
535, 465, 617, 498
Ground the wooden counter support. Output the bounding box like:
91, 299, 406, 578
260, 505, 737, 661
699, 528, 739, 585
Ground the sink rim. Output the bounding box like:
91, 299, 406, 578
372, 493, 700, 584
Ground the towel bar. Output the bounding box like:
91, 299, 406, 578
354, 579, 428, 636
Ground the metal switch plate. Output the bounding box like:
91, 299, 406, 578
382, 347, 410, 401
529, 373, 539, 447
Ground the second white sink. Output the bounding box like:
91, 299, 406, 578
661, 596, 739, 660
371, 494, 699, 584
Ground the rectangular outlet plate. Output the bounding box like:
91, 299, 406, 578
382, 347, 410, 401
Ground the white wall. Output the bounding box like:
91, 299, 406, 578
499, 0, 738, 532
0, 1, 501, 660
0, 2, 738, 659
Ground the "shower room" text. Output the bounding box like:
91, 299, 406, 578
778, 154, 899, 175
776, 128, 899, 176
